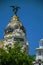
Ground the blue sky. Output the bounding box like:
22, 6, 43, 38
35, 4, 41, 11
0, 0, 43, 55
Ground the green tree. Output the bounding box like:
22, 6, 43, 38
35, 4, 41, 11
0, 41, 34, 65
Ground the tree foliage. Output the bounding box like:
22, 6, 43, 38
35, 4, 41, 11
0, 41, 34, 65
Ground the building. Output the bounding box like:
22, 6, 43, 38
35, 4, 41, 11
34, 39, 43, 65
0, 6, 28, 54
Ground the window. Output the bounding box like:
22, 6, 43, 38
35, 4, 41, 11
14, 37, 24, 41
40, 43, 43, 46
42, 43, 43, 46
38, 51, 41, 55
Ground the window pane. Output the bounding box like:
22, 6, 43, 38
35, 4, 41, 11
14, 37, 24, 41
38, 51, 41, 55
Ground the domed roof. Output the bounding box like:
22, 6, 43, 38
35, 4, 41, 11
39, 39, 43, 44
5, 15, 26, 35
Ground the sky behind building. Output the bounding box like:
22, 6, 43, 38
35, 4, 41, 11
0, 0, 43, 55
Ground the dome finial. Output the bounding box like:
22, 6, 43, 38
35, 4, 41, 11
11, 6, 20, 15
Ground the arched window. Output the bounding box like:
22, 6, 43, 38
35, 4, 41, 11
38, 59, 41, 65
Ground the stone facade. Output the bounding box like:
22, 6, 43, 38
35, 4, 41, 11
0, 15, 28, 54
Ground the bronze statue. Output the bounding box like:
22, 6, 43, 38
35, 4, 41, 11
11, 6, 20, 15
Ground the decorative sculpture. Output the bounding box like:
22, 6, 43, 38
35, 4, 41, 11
11, 6, 20, 15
